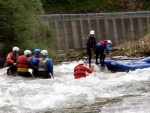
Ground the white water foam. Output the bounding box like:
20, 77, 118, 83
0, 61, 149, 112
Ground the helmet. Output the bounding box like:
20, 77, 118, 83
12, 47, 19, 51
90, 30, 95, 35
24, 50, 32, 56
107, 40, 112, 44
34, 49, 41, 54
78, 60, 84, 65
41, 50, 48, 56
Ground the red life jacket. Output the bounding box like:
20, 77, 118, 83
17, 55, 29, 68
74, 64, 86, 79
100, 40, 108, 49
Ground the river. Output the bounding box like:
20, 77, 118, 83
0, 60, 150, 113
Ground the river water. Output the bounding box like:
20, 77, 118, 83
0, 60, 150, 113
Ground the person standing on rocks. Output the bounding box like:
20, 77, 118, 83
86, 30, 97, 67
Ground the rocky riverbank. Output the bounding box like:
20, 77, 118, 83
111, 34, 150, 57
55, 34, 150, 64
0, 34, 149, 67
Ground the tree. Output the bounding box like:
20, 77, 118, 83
0, 0, 56, 58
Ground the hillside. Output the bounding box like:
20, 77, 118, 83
111, 34, 150, 57
43, 0, 150, 14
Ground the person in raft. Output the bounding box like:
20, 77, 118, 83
17, 50, 35, 77
6, 47, 19, 75
74, 60, 94, 79
31, 49, 41, 77
38, 50, 53, 79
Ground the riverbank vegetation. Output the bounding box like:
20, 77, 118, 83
41, 0, 150, 14
0, 0, 56, 59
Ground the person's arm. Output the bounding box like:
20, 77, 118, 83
46, 59, 53, 75
26, 58, 35, 69
6, 53, 14, 64
86, 37, 89, 47
106, 43, 110, 55
93, 37, 97, 48
83, 65, 94, 73
31, 57, 39, 65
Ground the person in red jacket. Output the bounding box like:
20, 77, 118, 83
6, 47, 19, 75
17, 50, 35, 77
74, 60, 94, 79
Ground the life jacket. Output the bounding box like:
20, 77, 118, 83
89, 36, 95, 43
100, 40, 108, 49
6, 52, 19, 65
38, 58, 49, 71
87, 36, 96, 48
74, 64, 86, 79
17, 55, 29, 72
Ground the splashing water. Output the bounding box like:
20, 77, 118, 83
0, 61, 150, 113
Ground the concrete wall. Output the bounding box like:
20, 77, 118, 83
50, 16, 150, 50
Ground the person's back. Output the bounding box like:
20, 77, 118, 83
17, 50, 34, 77
38, 50, 53, 79
74, 60, 94, 79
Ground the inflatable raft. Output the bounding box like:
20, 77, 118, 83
104, 57, 150, 72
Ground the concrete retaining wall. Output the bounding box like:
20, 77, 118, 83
50, 14, 150, 50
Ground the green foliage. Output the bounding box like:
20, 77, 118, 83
42, 0, 150, 13
141, 0, 150, 10
0, 0, 57, 59
111, 50, 128, 56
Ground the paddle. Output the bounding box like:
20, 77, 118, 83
91, 63, 96, 76
50, 72, 54, 79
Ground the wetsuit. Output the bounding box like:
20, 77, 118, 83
95, 40, 110, 66
86, 36, 96, 67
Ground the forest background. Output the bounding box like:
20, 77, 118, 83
0, 0, 150, 64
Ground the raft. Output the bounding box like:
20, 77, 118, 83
104, 57, 150, 72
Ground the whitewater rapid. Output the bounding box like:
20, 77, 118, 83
0, 61, 150, 113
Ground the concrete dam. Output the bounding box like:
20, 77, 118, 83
44, 11, 150, 50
